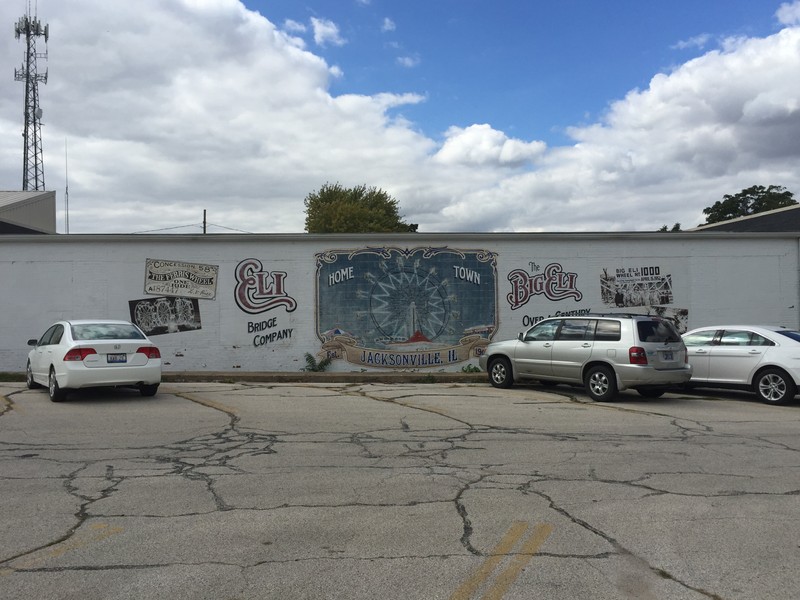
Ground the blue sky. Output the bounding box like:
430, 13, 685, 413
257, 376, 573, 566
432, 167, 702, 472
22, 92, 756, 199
0, 0, 799, 234
255, 1, 782, 144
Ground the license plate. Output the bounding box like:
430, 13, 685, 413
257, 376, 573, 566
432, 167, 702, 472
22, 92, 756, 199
107, 353, 127, 363
662, 351, 673, 361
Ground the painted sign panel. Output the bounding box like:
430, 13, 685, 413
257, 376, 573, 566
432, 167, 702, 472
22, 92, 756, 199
234, 258, 297, 315
129, 296, 202, 336
503, 259, 688, 333
316, 246, 497, 368
144, 258, 218, 299
600, 263, 688, 330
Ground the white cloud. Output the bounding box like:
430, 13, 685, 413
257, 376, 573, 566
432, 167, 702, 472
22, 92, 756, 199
434, 125, 546, 167
777, 1, 800, 25
671, 33, 711, 50
1, 0, 798, 236
382, 17, 396, 32
310, 17, 346, 47
282, 19, 306, 34
396, 55, 420, 68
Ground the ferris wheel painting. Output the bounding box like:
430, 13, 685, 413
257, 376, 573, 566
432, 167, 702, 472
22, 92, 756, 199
316, 247, 497, 368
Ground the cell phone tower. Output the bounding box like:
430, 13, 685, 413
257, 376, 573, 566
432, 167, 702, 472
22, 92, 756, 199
14, 3, 49, 191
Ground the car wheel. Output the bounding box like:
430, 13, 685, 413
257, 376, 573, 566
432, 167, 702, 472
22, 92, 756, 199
754, 368, 796, 405
637, 388, 665, 398
48, 367, 67, 402
584, 365, 618, 402
488, 357, 514, 388
140, 384, 159, 397
26, 361, 41, 389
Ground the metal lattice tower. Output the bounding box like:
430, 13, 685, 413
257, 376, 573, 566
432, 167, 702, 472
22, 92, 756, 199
14, 5, 49, 191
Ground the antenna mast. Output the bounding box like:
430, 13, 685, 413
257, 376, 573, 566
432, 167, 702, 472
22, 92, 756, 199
15, 2, 49, 191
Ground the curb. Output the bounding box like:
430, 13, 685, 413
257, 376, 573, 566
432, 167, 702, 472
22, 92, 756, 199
161, 371, 488, 384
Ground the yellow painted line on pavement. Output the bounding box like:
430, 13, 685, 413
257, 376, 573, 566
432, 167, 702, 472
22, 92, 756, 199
450, 521, 553, 600
482, 522, 554, 600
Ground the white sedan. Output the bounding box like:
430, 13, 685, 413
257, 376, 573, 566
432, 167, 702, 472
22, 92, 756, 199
682, 325, 800, 405
26, 319, 162, 402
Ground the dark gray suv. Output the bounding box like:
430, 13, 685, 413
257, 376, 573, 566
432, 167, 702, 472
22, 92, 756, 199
479, 314, 692, 401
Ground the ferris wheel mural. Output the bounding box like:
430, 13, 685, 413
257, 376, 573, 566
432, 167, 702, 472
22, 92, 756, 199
315, 246, 497, 369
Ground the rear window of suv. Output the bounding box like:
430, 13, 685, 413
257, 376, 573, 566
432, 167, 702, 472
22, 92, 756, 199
594, 320, 621, 341
636, 320, 681, 343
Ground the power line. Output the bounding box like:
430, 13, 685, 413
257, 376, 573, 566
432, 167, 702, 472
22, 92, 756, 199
132, 222, 253, 234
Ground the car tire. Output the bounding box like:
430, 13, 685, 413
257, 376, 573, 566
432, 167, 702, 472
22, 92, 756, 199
636, 388, 665, 398
754, 368, 796, 405
140, 384, 159, 397
488, 357, 514, 388
584, 365, 618, 402
26, 361, 41, 389
48, 367, 67, 402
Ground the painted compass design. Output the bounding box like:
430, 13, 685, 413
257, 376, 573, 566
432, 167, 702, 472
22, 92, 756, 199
368, 262, 450, 344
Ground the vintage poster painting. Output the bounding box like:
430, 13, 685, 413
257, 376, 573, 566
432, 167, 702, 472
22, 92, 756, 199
144, 258, 219, 299
600, 263, 688, 331
129, 297, 202, 336
316, 247, 497, 368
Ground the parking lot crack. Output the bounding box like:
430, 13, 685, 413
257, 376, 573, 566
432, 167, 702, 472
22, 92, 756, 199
527, 487, 725, 599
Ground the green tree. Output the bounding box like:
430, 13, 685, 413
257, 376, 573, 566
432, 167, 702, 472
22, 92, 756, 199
657, 223, 682, 232
702, 185, 797, 225
304, 183, 418, 233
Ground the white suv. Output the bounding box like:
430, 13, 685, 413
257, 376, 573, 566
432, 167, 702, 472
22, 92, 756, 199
479, 314, 692, 401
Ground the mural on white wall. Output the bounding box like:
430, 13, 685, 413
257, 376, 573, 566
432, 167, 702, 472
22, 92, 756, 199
601, 265, 672, 308
506, 261, 593, 328
144, 258, 218, 299
234, 258, 297, 349
129, 258, 216, 336
504, 260, 689, 333
129, 296, 202, 336
315, 246, 497, 369
600, 263, 688, 331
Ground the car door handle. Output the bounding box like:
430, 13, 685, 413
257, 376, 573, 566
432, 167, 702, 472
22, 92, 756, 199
693, 349, 709, 354
748, 350, 762, 355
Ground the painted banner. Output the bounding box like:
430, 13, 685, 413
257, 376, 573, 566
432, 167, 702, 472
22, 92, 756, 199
144, 258, 218, 299
316, 246, 497, 368
129, 296, 201, 336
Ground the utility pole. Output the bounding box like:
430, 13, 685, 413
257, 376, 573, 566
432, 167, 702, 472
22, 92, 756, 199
15, 4, 49, 191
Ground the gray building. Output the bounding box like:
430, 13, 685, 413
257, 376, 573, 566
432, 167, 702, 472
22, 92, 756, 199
0, 191, 56, 234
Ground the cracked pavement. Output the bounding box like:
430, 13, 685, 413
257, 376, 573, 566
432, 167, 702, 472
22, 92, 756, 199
1, 382, 799, 599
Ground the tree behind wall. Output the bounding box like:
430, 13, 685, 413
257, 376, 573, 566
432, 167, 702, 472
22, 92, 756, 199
304, 183, 418, 233
702, 185, 797, 225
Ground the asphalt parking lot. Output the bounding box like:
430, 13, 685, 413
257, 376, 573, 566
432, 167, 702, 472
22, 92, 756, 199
1, 380, 799, 600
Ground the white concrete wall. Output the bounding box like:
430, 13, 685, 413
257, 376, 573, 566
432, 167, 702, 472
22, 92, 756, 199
1, 232, 798, 373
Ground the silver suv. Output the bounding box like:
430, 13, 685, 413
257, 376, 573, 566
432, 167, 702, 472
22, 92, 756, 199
479, 314, 692, 401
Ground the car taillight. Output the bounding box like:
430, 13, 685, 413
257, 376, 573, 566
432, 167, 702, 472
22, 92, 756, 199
629, 346, 648, 365
64, 348, 97, 361
137, 346, 161, 359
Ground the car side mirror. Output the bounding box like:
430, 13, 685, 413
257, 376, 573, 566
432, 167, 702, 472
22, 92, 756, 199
27, 339, 38, 347
518, 332, 524, 341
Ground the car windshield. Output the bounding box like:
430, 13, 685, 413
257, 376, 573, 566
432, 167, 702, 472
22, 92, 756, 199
775, 330, 800, 343
637, 320, 681, 343
71, 323, 145, 341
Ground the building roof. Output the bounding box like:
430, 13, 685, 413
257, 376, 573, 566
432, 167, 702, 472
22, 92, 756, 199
0, 190, 57, 234
688, 203, 800, 233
